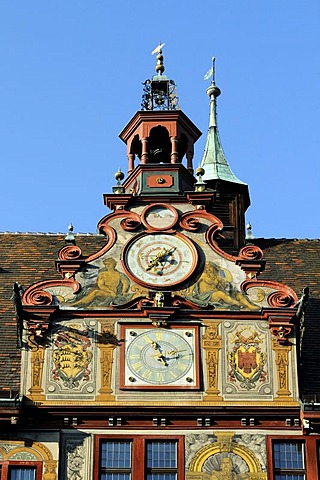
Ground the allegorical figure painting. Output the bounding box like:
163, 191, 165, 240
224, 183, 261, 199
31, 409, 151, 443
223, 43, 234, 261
70, 258, 135, 307
204, 454, 249, 480
67, 257, 150, 308
185, 261, 258, 310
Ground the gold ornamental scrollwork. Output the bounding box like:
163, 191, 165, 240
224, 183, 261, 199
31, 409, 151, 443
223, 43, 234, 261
97, 322, 117, 401
2, 441, 58, 480
28, 342, 46, 402
272, 339, 293, 401
187, 432, 266, 480
202, 321, 222, 400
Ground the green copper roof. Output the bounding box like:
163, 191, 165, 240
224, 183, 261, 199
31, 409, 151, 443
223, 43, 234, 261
200, 70, 246, 186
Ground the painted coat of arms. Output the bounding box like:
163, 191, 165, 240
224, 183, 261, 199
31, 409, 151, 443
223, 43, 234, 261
228, 327, 267, 390
52, 325, 93, 389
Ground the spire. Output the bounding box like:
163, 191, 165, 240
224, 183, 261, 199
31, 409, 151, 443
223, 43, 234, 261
200, 58, 246, 185
141, 43, 179, 111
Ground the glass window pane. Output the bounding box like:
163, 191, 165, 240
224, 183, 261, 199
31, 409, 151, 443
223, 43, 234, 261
146, 441, 177, 469
147, 474, 176, 480
9, 467, 36, 480
274, 443, 304, 469
101, 441, 131, 469
275, 475, 305, 480
101, 475, 131, 480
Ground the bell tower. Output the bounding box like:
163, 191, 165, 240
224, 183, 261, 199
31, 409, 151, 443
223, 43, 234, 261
119, 44, 202, 197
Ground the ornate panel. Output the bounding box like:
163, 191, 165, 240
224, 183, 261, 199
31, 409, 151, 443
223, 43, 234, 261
186, 431, 267, 479
60, 433, 92, 480
45, 320, 97, 400
222, 321, 273, 400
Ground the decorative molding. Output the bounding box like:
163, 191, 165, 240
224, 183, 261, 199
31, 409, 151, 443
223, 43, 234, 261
56, 245, 85, 279
0, 441, 57, 480
272, 339, 293, 401
66, 440, 85, 480
187, 431, 266, 479
28, 345, 46, 401
262, 308, 297, 345
102, 193, 133, 211
180, 210, 222, 234
58, 245, 83, 261
202, 322, 222, 400
243, 281, 298, 310
97, 322, 117, 401
236, 245, 266, 279
23, 279, 80, 306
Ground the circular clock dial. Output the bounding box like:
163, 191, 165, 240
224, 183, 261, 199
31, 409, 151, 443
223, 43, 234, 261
122, 233, 198, 288
142, 204, 177, 230
125, 328, 195, 386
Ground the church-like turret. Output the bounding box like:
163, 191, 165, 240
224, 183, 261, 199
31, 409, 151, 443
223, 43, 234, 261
200, 58, 250, 251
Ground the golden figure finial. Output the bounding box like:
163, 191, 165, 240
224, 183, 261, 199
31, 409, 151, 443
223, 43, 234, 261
152, 42, 165, 76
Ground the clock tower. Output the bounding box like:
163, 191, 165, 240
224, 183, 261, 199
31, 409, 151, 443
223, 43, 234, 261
19, 46, 301, 480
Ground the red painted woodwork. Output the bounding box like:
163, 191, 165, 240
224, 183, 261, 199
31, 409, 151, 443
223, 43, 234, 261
147, 174, 173, 187
94, 435, 184, 480
267, 435, 319, 480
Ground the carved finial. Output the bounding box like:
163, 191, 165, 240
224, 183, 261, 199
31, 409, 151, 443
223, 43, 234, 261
152, 43, 165, 76
245, 222, 254, 242
195, 167, 207, 192
65, 223, 75, 244
113, 168, 125, 194
115, 168, 125, 183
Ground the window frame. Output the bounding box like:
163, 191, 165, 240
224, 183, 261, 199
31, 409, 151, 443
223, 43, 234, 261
94, 435, 184, 480
267, 435, 319, 480
0, 461, 42, 480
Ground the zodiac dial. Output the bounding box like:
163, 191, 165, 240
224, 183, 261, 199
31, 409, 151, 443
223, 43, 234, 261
122, 233, 198, 288
121, 327, 199, 389
142, 204, 177, 230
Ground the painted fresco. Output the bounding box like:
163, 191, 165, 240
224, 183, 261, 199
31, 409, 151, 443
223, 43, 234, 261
222, 322, 272, 399
41, 211, 293, 311
69, 257, 135, 308
45, 321, 97, 399
183, 261, 258, 310
49, 253, 265, 311
227, 327, 267, 390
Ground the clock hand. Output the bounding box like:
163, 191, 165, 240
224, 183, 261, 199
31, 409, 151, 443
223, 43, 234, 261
146, 250, 168, 271
146, 247, 176, 271
145, 339, 159, 349
150, 352, 167, 366
166, 349, 186, 356
145, 338, 168, 366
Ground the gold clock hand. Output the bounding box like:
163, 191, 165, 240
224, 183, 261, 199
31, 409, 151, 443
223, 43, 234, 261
146, 252, 165, 271
150, 352, 167, 366
166, 349, 186, 355
146, 247, 176, 271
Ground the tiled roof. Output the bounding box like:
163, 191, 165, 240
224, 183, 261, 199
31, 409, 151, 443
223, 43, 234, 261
254, 238, 320, 399
0, 233, 107, 391
0, 234, 319, 397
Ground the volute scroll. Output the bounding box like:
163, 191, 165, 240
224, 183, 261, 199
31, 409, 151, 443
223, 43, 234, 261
22, 279, 81, 306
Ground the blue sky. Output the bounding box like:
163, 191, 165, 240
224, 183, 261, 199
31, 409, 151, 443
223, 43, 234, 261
0, 1, 319, 239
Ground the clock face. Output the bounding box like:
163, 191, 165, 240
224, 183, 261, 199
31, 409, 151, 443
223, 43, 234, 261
121, 326, 199, 389
122, 233, 198, 288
